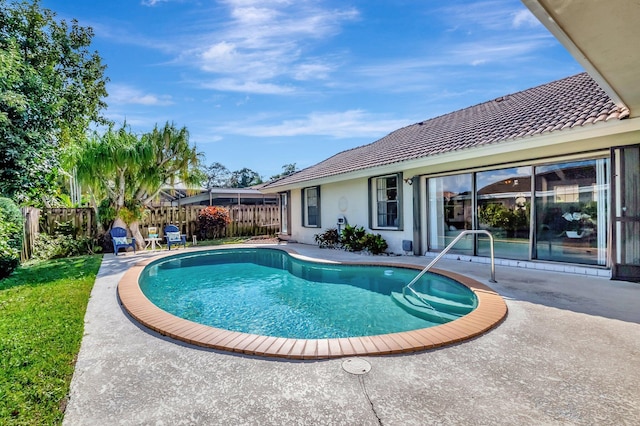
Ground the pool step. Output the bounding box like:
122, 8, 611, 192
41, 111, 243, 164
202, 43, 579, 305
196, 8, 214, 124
428, 285, 476, 305
393, 290, 476, 315
391, 292, 472, 323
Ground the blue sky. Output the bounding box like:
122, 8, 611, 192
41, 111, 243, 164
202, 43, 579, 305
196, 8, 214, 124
42, 0, 582, 180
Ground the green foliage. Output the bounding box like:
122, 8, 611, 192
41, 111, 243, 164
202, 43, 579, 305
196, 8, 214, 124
97, 198, 116, 230
361, 233, 389, 255
117, 200, 147, 225
0, 197, 23, 278
0, 255, 102, 424
228, 167, 263, 188
339, 224, 388, 254
340, 225, 367, 252
269, 163, 298, 181
202, 162, 231, 189
0, 0, 108, 204
314, 228, 340, 249
32, 221, 101, 260
198, 206, 231, 239
75, 122, 202, 211
478, 203, 529, 234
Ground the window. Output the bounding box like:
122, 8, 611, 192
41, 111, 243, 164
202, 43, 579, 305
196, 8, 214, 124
371, 174, 401, 229
302, 186, 320, 227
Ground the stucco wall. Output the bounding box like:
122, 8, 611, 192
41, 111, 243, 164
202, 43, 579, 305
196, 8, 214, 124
291, 177, 416, 254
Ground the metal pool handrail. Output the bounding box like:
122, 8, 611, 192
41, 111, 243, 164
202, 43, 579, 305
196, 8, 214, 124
402, 230, 497, 307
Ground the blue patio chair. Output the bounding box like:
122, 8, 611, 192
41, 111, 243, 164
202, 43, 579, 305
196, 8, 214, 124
164, 224, 186, 250
110, 227, 136, 255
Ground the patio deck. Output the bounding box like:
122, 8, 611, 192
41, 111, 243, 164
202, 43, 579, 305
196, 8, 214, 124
63, 243, 640, 425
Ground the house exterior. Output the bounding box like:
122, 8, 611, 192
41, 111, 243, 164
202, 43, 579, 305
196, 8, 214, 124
260, 1, 640, 281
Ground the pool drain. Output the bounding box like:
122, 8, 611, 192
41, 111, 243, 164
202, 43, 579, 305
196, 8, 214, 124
342, 358, 371, 375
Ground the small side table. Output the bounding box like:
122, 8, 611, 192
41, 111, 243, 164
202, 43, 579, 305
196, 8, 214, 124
144, 237, 163, 250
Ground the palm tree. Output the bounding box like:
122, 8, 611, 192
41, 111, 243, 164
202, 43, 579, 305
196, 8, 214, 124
75, 122, 202, 248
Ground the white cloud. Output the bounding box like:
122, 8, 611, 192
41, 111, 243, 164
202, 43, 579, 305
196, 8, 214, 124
141, 0, 169, 6
512, 9, 540, 28
108, 84, 173, 106
202, 79, 295, 95
188, 2, 358, 93
217, 110, 411, 139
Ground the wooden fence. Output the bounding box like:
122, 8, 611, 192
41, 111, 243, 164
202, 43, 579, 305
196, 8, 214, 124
20, 205, 280, 260
142, 205, 280, 239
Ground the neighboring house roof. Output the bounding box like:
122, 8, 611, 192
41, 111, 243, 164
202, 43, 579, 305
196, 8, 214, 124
156, 185, 276, 205
262, 73, 628, 190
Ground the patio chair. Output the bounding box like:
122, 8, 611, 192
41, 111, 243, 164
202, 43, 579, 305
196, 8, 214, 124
110, 227, 136, 255
164, 224, 186, 250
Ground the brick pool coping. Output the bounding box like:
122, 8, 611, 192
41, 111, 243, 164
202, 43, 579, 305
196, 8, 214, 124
117, 246, 508, 359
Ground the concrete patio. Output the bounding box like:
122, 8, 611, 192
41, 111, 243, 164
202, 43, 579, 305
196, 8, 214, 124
63, 243, 640, 425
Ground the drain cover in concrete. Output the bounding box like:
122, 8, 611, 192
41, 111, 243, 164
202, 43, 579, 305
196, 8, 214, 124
342, 358, 371, 375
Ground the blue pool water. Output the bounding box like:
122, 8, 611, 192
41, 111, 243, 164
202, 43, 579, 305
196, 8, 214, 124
139, 248, 477, 339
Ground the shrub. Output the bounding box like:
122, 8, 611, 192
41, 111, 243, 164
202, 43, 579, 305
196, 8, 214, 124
338, 224, 388, 255
32, 221, 101, 260
361, 233, 388, 255
0, 197, 24, 279
340, 225, 367, 252
314, 228, 340, 248
198, 206, 231, 239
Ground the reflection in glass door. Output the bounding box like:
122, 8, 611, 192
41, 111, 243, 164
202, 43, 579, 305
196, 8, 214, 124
476, 167, 531, 259
534, 159, 608, 265
427, 174, 473, 255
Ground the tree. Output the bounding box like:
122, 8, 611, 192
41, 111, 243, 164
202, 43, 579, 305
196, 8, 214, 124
202, 162, 231, 189
0, 0, 108, 205
74, 122, 203, 248
269, 163, 298, 181
0, 197, 23, 278
228, 168, 263, 188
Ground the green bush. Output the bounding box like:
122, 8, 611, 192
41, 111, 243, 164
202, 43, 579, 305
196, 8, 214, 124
314, 228, 340, 248
339, 224, 388, 255
340, 225, 367, 252
0, 198, 23, 279
32, 221, 101, 260
361, 233, 388, 255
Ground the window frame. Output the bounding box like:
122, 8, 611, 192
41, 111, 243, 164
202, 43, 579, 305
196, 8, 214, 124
369, 173, 403, 230
302, 186, 321, 228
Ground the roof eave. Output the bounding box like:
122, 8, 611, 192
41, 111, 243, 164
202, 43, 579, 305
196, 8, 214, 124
521, 0, 634, 116
261, 116, 640, 192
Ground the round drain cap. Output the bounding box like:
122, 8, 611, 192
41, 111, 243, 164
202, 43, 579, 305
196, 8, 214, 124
342, 358, 371, 375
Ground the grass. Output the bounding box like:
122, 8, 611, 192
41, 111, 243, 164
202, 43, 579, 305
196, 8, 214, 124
194, 236, 251, 246
0, 255, 102, 425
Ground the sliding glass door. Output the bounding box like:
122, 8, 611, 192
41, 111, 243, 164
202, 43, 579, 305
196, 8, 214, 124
476, 167, 531, 260
534, 159, 608, 265
426, 157, 609, 266
427, 174, 473, 255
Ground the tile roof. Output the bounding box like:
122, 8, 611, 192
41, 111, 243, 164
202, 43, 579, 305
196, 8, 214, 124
263, 73, 628, 189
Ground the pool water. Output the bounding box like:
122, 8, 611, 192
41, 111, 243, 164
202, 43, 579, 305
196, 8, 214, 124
139, 248, 477, 339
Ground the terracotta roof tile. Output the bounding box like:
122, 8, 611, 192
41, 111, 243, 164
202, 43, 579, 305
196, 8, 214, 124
263, 73, 625, 189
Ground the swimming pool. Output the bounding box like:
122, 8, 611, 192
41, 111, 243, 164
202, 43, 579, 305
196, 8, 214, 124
118, 246, 508, 359
138, 248, 477, 339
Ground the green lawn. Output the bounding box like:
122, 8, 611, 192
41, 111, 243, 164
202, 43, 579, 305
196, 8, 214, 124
0, 255, 102, 425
